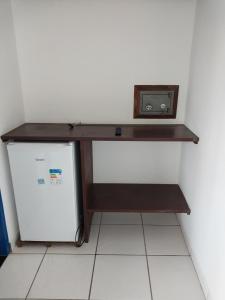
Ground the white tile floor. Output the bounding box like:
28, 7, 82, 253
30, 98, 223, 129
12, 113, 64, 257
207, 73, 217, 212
0, 213, 205, 300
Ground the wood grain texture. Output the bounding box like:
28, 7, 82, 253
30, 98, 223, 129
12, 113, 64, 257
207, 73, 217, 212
80, 140, 93, 242
89, 183, 191, 214
1, 122, 197, 243
1, 123, 199, 143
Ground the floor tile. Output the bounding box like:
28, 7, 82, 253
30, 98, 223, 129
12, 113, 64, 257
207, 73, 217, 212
148, 256, 205, 300
47, 225, 99, 254
102, 212, 142, 224
92, 212, 101, 224
97, 225, 145, 255
27, 254, 94, 299
12, 244, 47, 254
142, 213, 179, 225
0, 254, 43, 299
144, 226, 188, 255
91, 255, 151, 300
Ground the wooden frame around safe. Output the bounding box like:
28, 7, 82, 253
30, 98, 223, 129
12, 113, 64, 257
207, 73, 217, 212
133, 85, 179, 119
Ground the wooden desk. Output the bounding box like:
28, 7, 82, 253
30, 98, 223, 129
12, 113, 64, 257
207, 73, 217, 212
2, 123, 199, 242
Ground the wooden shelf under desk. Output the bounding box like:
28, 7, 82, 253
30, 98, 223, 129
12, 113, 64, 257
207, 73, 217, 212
88, 183, 190, 214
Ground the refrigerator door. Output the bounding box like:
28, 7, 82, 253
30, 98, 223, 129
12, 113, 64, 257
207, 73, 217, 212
7, 142, 79, 242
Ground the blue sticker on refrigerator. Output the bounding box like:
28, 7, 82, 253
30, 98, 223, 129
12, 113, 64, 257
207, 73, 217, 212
49, 169, 63, 185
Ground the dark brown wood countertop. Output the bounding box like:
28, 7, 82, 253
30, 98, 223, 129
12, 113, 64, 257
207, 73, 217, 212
1, 123, 199, 143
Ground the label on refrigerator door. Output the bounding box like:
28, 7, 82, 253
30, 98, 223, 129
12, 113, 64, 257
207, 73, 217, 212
49, 169, 62, 185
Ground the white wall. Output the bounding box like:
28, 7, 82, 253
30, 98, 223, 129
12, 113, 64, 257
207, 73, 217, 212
2, 1, 224, 297
11, 0, 196, 183
179, 1, 225, 299
0, 0, 25, 246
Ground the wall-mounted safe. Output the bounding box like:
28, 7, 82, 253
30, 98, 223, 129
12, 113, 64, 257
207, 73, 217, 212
133, 85, 179, 119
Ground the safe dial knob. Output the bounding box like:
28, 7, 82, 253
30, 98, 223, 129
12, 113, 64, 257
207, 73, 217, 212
145, 104, 153, 111
160, 103, 167, 110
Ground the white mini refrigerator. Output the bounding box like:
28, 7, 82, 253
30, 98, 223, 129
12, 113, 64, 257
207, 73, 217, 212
7, 142, 80, 242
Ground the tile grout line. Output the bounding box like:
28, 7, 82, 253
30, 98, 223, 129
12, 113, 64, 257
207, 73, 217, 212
175, 213, 179, 225
179, 223, 206, 297
11, 252, 47, 255
95, 253, 190, 257
88, 213, 102, 300
188, 254, 207, 298
14, 253, 189, 257
100, 223, 142, 226
141, 213, 154, 300
25, 247, 48, 300
178, 223, 191, 257
100, 224, 179, 226
19, 214, 186, 300
140, 224, 180, 227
